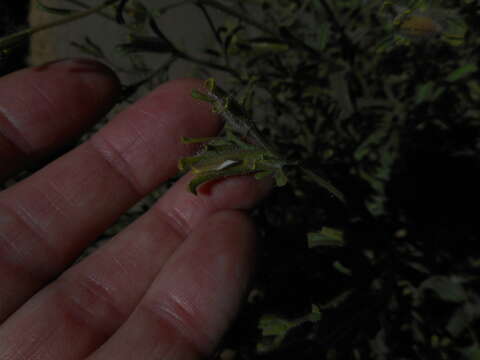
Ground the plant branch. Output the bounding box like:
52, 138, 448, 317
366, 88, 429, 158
146, 15, 239, 77
195, 2, 230, 66
194, 0, 336, 62
63, 0, 116, 21
194, 0, 277, 37
176, 51, 240, 78
317, 0, 356, 59
0, 0, 120, 50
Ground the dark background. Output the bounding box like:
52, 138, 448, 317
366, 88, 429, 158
0, 0, 30, 76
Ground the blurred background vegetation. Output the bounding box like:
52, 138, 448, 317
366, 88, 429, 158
0, 1, 29, 75
1, 0, 480, 359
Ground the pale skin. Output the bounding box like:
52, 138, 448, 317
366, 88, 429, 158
0, 58, 271, 359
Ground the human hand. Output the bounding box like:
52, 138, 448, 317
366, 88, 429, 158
0, 59, 271, 359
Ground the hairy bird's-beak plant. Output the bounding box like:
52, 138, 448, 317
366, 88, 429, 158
180, 78, 346, 204
2, 0, 480, 358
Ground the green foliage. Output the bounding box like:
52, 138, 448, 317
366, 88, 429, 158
257, 305, 322, 353
70, 36, 105, 58
419, 275, 469, 303
307, 226, 344, 248
377, 0, 468, 51
179, 78, 290, 194
181, 78, 344, 201
446, 63, 478, 82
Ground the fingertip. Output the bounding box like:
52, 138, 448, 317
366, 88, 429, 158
0, 58, 121, 155
0, 59, 122, 179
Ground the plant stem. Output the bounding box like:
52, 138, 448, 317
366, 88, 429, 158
63, 0, 117, 21
194, 0, 277, 37
195, 3, 230, 67
301, 166, 346, 204
176, 51, 240, 78
194, 0, 336, 63
317, 0, 355, 59
0, 0, 120, 50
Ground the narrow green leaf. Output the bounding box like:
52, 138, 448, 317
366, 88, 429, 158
333, 261, 352, 276
192, 158, 240, 173
70, 36, 105, 58
301, 167, 345, 204
204, 78, 216, 92
188, 172, 220, 194
191, 89, 215, 103
257, 309, 323, 353
317, 22, 330, 50
375, 36, 396, 54
254, 171, 272, 180
432, 86, 445, 100
248, 40, 289, 54
446, 64, 478, 82
180, 136, 215, 144
259, 315, 296, 337
308, 227, 344, 248
274, 170, 288, 187
178, 156, 202, 172
354, 119, 390, 160
415, 81, 434, 104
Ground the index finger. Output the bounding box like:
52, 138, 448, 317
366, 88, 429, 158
0, 59, 119, 179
